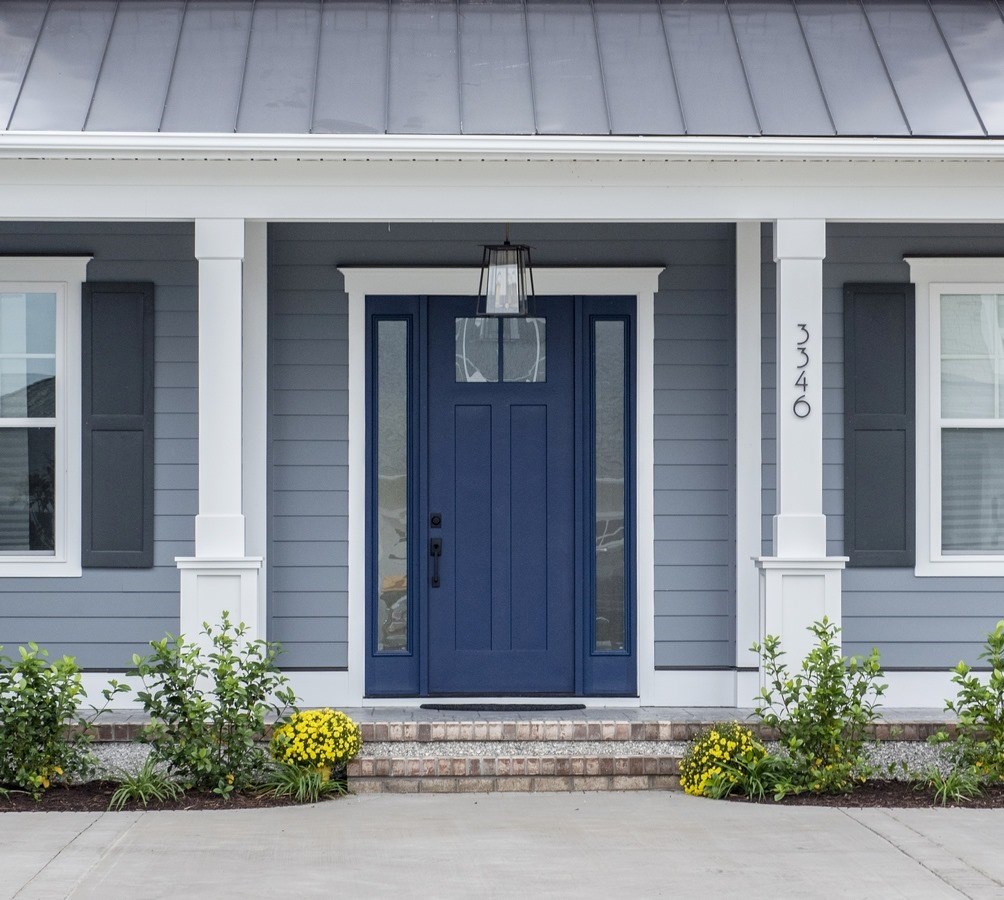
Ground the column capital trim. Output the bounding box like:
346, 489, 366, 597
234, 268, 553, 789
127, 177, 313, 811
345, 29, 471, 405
773, 219, 826, 261
195, 218, 246, 260
755, 556, 848, 570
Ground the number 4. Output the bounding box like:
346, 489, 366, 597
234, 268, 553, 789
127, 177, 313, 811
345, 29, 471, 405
795, 371, 807, 391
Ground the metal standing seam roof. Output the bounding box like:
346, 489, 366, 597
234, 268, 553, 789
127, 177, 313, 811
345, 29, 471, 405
0, 0, 1003, 138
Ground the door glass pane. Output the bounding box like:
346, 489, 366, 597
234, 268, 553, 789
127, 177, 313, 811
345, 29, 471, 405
376, 320, 409, 652
455, 317, 499, 382
594, 320, 626, 652
0, 427, 55, 553
943, 429, 1004, 554
502, 317, 546, 383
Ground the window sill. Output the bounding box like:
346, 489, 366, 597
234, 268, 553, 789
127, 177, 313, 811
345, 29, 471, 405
0, 559, 82, 578
915, 557, 1004, 578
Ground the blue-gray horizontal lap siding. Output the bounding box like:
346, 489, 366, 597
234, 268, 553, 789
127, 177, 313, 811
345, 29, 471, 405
0, 222, 194, 668
762, 223, 1004, 669
268, 222, 736, 670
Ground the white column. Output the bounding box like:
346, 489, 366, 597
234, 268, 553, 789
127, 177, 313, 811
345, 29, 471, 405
176, 218, 262, 641
735, 222, 762, 705
773, 219, 827, 557
755, 220, 845, 679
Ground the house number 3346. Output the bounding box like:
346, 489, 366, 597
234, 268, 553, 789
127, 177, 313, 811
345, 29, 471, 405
793, 323, 811, 418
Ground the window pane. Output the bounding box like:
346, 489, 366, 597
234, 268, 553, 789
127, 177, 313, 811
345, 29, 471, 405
594, 320, 626, 652
942, 358, 995, 418
502, 318, 546, 383
0, 427, 55, 553
941, 294, 998, 356
0, 292, 56, 354
376, 320, 409, 652
0, 358, 55, 418
455, 317, 499, 382
943, 429, 1004, 554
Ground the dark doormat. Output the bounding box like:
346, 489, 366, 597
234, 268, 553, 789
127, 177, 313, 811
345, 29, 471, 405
419, 703, 587, 712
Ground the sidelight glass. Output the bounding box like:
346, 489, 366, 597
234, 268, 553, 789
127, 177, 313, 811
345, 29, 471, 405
375, 319, 409, 652
593, 320, 626, 652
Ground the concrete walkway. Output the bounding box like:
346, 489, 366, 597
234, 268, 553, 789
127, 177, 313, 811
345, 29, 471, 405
3, 793, 1003, 900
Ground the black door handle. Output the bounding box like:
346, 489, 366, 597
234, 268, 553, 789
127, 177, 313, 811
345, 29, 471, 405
430, 538, 443, 588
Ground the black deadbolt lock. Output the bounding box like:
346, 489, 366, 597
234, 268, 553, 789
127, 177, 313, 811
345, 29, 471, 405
430, 513, 442, 528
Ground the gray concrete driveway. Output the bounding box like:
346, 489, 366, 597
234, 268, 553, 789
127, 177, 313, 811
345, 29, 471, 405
3, 793, 1003, 899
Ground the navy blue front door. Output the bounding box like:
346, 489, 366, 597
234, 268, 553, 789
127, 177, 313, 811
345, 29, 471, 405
365, 294, 636, 698
427, 297, 576, 694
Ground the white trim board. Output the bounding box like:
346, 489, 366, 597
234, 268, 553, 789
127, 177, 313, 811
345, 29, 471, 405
0, 257, 89, 577
907, 257, 1004, 576
342, 267, 661, 707
5, 132, 1004, 162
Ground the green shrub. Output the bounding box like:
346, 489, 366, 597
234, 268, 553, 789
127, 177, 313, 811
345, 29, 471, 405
132, 613, 297, 798
0, 643, 126, 799
752, 617, 886, 796
931, 620, 1004, 784
924, 766, 982, 807
108, 756, 183, 811
263, 763, 348, 804
678, 722, 770, 799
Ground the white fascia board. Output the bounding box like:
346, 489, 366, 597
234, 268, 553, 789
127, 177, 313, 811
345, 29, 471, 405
5, 132, 1004, 163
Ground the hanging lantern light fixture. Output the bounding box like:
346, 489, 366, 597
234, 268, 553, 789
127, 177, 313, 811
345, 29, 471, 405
477, 224, 534, 317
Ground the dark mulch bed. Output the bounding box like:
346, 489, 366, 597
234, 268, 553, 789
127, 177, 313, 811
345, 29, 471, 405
730, 780, 1004, 809
0, 781, 345, 812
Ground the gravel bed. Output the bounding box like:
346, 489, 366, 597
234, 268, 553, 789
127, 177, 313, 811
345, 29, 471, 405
90, 742, 152, 779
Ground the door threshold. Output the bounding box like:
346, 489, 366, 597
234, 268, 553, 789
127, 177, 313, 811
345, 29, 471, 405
362, 696, 641, 708
420, 703, 586, 712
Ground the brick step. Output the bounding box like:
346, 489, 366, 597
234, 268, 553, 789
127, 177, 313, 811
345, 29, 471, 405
347, 752, 681, 794
80, 717, 953, 744
353, 720, 950, 744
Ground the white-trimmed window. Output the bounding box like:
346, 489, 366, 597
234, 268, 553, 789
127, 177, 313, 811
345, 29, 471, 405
909, 258, 1004, 576
0, 258, 89, 577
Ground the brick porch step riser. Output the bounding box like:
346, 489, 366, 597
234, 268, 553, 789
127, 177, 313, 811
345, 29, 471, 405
351, 774, 679, 793
348, 756, 680, 779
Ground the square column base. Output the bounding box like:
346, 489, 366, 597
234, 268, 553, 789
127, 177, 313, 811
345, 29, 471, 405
754, 556, 848, 693
176, 557, 264, 644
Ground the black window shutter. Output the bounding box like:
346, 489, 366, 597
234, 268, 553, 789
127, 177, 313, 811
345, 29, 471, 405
82, 283, 155, 568
843, 283, 915, 567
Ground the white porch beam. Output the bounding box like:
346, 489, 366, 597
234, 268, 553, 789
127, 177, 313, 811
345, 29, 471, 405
2, 159, 1004, 223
